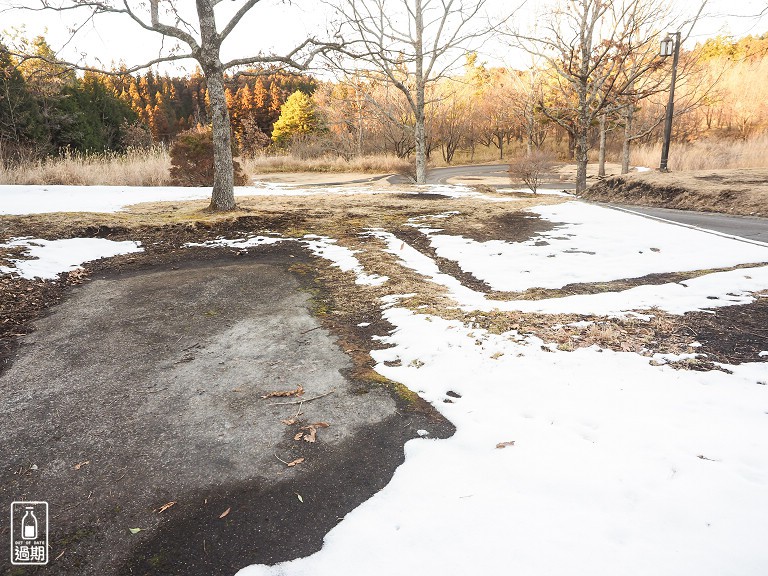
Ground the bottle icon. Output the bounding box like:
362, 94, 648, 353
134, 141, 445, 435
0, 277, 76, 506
21, 507, 37, 540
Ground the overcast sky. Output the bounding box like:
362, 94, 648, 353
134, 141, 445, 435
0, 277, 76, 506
0, 0, 765, 76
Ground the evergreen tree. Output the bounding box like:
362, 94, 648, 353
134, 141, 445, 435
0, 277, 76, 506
51, 74, 136, 151
0, 44, 45, 162
271, 90, 324, 146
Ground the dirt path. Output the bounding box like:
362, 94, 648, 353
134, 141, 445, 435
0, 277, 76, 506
0, 246, 453, 575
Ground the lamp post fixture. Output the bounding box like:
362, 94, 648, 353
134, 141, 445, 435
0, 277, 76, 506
659, 31, 681, 172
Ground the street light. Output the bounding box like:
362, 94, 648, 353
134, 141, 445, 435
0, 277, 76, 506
659, 31, 681, 172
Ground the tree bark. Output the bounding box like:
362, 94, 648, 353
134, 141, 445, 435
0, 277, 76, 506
575, 133, 589, 193
598, 114, 607, 177
196, 0, 236, 211
205, 67, 236, 211
621, 104, 633, 174
414, 0, 427, 184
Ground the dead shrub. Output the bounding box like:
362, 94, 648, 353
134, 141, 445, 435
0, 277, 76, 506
169, 126, 248, 187
508, 151, 557, 193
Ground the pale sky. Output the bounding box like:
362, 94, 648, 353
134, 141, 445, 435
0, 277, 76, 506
0, 0, 765, 76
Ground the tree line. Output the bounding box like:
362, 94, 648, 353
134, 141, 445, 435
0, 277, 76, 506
0, 36, 316, 161
2, 0, 767, 209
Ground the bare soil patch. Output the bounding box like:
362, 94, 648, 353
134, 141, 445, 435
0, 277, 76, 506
583, 168, 768, 216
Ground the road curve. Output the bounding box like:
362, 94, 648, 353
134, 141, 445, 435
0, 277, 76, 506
417, 164, 768, 245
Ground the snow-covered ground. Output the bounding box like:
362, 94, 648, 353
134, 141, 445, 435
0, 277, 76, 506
0, 182, 491, 215
423, 202, 768, 292
0, 237, 143, 279
233, 198, 768, 575
239, 309, 768, 576
1, 185, 767, 575
0, 185, 216, 214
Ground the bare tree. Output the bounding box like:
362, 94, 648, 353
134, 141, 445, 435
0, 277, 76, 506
510, 0, 705, 192
331, 0, 489, 184
7, 1, 340, 210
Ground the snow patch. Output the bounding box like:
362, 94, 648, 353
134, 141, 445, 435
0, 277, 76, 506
238, 308, 768, 576
186, 234, 388, 287
371, 228, 768, 316
425, 202, 768, 292
0, 185, 216, 215
0, 237, 143, 279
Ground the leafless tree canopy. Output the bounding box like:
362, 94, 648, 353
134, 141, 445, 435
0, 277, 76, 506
330, 0, 491, 183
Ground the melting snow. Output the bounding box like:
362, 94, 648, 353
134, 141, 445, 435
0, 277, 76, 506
0, 237, 143, 279
239, 308, 768, 576
425, 202, 768, 292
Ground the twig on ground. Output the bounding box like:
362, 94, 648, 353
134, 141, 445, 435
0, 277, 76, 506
270, 389, 335, 406
274, 453, 290, 465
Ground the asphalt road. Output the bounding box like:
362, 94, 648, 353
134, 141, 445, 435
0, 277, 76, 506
0, 248, 452, 575
423, 164, 768, 245
427, 163, 509, 184
605, 204, 768, 245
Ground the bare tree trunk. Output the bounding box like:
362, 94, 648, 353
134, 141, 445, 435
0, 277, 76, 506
205, 67, 236, 210
621, 104, 633, 174
575, 92, 589, 192
575, 134, 589, 193
598, 113, 607, 177
197, 0, 235, 211
414, 0, 427, 184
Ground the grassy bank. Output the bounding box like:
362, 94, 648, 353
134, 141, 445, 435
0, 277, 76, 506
582, 168, 768, 217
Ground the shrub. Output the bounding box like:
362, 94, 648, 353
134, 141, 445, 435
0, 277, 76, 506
508, 150, 556, 194
237, 116, 272, 158
169, 126, 248, 186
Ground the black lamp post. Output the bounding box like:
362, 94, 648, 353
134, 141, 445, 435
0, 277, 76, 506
659, 32, 681, 172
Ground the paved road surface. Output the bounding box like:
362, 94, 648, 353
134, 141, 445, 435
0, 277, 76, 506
424, 164, 768, 245
427, 163, 509, 184
606, 204, 768, 245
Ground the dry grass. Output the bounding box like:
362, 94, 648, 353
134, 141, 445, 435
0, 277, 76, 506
0, 147, 172, 186
584, 168, 768, 216
2, 188, 754, 371
241, 154, 411, 175
630, 134, 768, 171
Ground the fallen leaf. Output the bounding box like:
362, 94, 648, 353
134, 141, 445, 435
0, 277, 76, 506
219, 507, 231, 519
295, 493, 303, 503
74, 460, 90, 470
281, 418, 297, 426
302, 428, 317, 443
262, 385, 304, 399
155, 501, 176, 514
128, 528, 142, 534
496, 441, 515, 449
295, 422, 330, 443
286, 457, 305, 467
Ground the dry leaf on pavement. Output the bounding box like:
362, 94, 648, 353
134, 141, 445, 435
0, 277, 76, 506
219, 507, 231, 519
295, 422, 331, 443
155, 501, 176, 513
262, 385, 304, 399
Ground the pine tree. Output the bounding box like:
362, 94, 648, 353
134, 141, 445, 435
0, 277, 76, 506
271, 90, 324, 146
